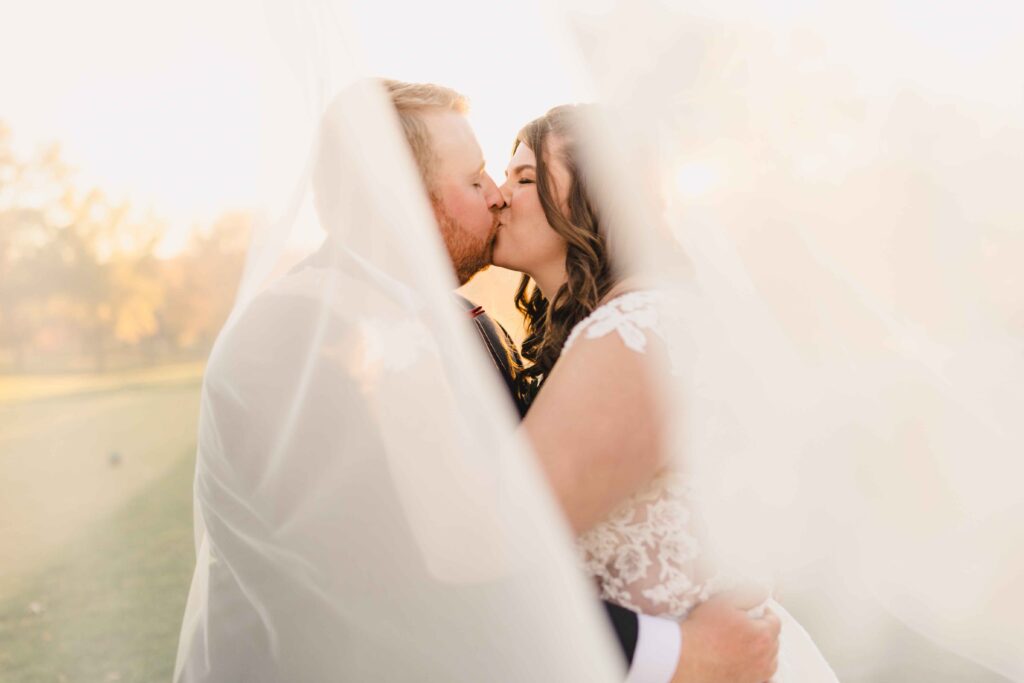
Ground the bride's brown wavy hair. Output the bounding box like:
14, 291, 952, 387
514, 104, 621, 394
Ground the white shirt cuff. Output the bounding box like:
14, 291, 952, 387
624, 613, 681, 683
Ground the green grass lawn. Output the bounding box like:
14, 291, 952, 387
0, 364, 1013, 683
0, 447, 196, 683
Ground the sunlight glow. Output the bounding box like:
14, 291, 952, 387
673, 162, 721, 200
2, 0, 580, 258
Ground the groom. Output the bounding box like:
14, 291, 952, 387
381, 78, 780, 683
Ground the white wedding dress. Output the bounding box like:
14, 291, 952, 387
570, 291, 839, 683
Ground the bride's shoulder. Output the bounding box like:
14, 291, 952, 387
562, 288, 670, 355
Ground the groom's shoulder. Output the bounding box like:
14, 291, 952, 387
230, 273, 335, 333
208, 263, 421, 377
205, 273, 351, 378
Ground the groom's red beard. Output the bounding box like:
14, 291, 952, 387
435, 203, 499, 286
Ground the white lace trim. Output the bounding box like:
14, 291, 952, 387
566, 290, 711, 619
578, 470, 711, 619
562, 290, 665, 355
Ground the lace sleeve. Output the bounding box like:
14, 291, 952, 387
562, 291, 666, 355
565, 289, 716, 619
578, 470, 710, 620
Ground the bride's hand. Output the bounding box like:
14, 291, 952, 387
719, 582, 774, 619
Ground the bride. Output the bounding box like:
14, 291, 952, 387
493, 104, 839, 682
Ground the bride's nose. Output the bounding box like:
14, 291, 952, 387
483, 173, 507, 211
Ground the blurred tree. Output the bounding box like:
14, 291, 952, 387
159, 212, 248, 352
0, 126, 74, 370
0, 123, 250, 373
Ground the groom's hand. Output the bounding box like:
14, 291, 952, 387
671, 593, 780, 683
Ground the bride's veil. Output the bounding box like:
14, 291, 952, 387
545, 0, 1024, 678
173, 0, 1024, 680
173, 1, 623, 680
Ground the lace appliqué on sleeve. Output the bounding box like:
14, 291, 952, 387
562, 291, 665, 355
578, 471, 709, 620
569, 290, 710, 619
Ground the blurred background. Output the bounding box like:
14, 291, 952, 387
1, 0, 1021, 681
0, 2, 550, 680
0, 3, 253, 680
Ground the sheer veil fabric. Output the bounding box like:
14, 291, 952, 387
175, 0, 1024, 680
173, 2, 624, 681
547, 0, 1024, 678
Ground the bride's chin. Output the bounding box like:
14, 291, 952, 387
491, 231, 528, 273
490, 250, 508, 269
492, 251, 524, 273
490, 242, 513, 271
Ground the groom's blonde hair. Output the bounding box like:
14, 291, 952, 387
380, 78, 469, 193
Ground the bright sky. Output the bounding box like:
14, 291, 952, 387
1, 0, 583, 257
3, 0, 1021, 256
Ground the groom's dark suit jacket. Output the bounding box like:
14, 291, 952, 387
458, 294, 641, 666
290, 244, 639, 667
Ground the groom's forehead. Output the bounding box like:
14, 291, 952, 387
423, 111, 483, 169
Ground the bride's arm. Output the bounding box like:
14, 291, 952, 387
522, 329, 668, 534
